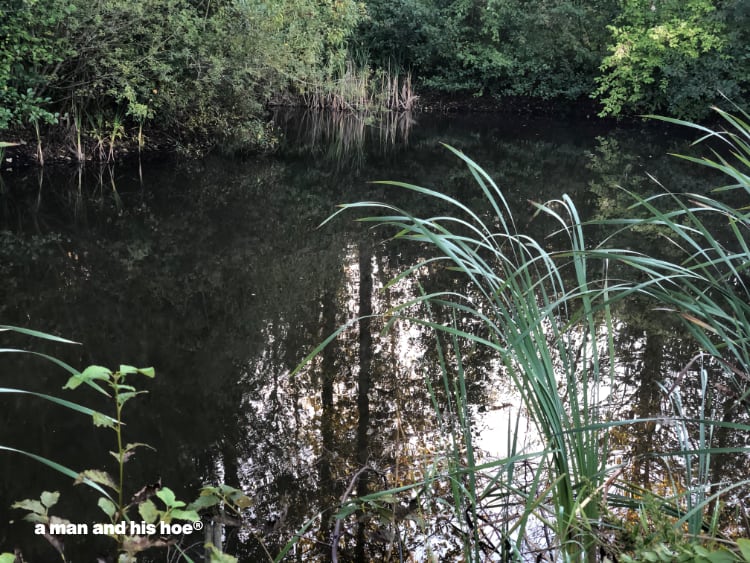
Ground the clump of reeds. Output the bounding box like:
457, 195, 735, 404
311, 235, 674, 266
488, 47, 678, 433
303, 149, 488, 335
375, 62, 418, 111
302, 59, 418, 113
318, 145, 617, 560
300, 102, 750, 560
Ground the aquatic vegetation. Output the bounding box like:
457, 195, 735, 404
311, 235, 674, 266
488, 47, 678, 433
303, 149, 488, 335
301, 58, 418, 113
296, 105, 750, 560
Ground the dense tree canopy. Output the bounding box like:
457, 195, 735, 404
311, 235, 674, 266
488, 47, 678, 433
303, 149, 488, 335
0, 0, 364, 141
1, 0, 748, 151
356, 0, 748, 116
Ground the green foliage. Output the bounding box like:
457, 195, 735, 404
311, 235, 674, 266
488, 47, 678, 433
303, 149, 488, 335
1, 0, 364, 150
295, 104, 750, 559
2, 326, 249, 560
188, 483, 254, 515
11, 491, 60, 525
0, 0, 73, 128
621, 542, 738, 563
316, 145, 621, 559
357, 0, 748, 116
358, 0, 618, 99
595, 0, 735, 118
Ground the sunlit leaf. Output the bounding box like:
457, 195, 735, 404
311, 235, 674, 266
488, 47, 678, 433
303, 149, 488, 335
187, 494, 220, 511
93, 411, 116, 428
156, 487, 184, 508
22, 512, 48, 524
137, 367, 155, 378
117, 391, 141, 407
80, 365, 113, 381
40, 491, 60, 509
12, 499, 45, 515
138, 499, 159, 524
233, 495, 253, 509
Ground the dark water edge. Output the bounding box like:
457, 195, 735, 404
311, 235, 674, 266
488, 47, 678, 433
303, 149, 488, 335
1, 111, 746, 560
0, 93, 675, 170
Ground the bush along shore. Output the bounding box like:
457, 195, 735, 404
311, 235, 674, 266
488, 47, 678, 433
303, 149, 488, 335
2, 0, 749, 166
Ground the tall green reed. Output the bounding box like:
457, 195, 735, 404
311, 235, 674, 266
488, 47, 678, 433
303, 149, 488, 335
0, 325, 116, 496
292, 104, 750, 560
590, 102, 750, 546
301, 57, 417, 113
323, 145, 620, 559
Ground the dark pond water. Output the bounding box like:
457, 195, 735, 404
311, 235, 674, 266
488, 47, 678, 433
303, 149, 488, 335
1, 111, 747, 560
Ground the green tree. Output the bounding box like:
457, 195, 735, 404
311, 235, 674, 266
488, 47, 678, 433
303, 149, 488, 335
594, 0, 736, 118
1, 0, 364, 147
358, 0, 617, 100
0, 0, 75, 128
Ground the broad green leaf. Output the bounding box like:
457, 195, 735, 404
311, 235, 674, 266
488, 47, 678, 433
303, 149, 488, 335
138, 499, 159, 524
138, 367, 155, 378
40, 491, 60, 509
117, 391, 141, 407
22, 513, 48, 524
119, 365, 139, 375
98, 497, 117, 518
156, 487, 186, 508
219, 484, 242, 496
81, 365, 113, 381
60, 373, 109, 395
705, 550, 735, 563
738, 539, 750, 561
63, 372, 108, 395
12, 499, 45, 514
0, 553, 18, 563
233, 495, 253, 509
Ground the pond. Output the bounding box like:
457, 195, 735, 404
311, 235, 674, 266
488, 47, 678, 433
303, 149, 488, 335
1, 110, 747, 561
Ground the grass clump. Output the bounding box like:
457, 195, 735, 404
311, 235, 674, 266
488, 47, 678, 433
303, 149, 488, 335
300, 103, 750, 561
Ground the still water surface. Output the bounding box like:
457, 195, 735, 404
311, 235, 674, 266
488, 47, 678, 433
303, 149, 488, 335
1, 111, 744, 560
